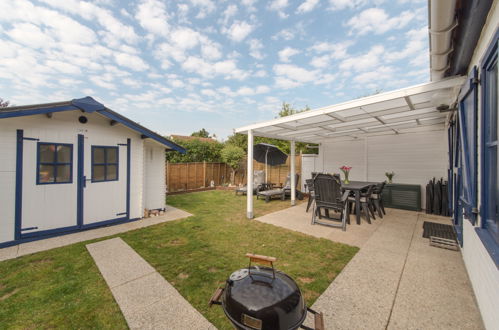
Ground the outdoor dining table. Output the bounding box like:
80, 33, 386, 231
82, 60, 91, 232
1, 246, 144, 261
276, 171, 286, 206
342, 181, 378, 225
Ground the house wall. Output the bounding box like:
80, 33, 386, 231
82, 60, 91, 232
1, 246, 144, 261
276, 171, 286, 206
458, 2, 499, 329
143, 141, 166, 211
318, 129, 448, 209
0, 110, 145, 244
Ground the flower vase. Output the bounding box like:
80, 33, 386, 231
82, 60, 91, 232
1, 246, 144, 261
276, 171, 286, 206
343, 173, 350, 184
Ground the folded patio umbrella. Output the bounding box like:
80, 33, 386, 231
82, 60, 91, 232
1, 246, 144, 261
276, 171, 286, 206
253, 143, 288, 183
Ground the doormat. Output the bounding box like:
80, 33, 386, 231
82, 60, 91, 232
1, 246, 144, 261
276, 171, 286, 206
422, 221, 459, 251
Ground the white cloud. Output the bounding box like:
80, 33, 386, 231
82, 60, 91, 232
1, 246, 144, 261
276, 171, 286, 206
181, 57, 248, 79
385, 27, 427, 62
353, 65, 395, 84
273, 64, 317, 88
278, 47, 300, 62
272, 29, 295, 41
328, 0, 384, 11
248, 39, 264, 60
268, 0, 289, 18
340, 45, 384, 71
221, 4, 238, 25
346, 8, 416, 35
114, 52, 149, 71
296, 0, 320, 13
310, 55, 330, 68
224, 21, 255, 42
189, 0, 216, 19
6, 23, 55, 49
136, 0, 170, 37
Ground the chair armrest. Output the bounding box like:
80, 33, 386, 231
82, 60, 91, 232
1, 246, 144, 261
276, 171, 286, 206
341, 190, 351, 202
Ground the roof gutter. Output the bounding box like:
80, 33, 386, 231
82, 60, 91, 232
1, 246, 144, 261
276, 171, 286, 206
428, 0, 458, 82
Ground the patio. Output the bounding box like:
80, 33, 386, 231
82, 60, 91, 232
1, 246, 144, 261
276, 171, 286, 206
257, 203, 484, 329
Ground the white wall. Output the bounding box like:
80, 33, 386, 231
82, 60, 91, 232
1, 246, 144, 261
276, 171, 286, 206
0, 110, 146, 243
459, 2, 499, 329
143, 141, 166, 210
320, 129, 448, 208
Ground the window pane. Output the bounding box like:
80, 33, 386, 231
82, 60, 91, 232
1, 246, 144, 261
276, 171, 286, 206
39, 144, 55, 162
57, 145, 71, 163
93, 165, 105, 181
107, 148, 118, 163
93, 147, 105, 164
106, 165, 117, 180
39, 165, 55, 183
56, 164, 71, 182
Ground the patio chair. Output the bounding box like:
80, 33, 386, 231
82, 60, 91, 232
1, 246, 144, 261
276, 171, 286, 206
257, 173, 303, 203
347, 185, 375, 224
312, 173, 351, 231
235, 170, 267, 195
305, 178, 315, 212
371, 182, 386, 218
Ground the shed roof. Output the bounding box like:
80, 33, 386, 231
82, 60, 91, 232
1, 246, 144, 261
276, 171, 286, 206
235, 76, 465, 144
0, 97, 185, 153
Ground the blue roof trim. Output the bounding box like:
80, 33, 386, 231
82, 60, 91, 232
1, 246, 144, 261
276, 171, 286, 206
0, 96, 185, 153
98, 109, 186, 153
0, 104, 77, 119
71, 96, 105, 112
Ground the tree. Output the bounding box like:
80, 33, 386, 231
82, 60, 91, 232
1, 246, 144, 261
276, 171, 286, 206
165, 138, 224, 163
191, 128, 210, 138
220, 145, 245, 185
225, 102, 318, 154
0, 98, 10, 108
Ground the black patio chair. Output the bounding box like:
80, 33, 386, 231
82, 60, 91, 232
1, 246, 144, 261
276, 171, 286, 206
347, 184, 375, 224
371, 181, 386, 218
235, 170, 267, 195
257, 173, 302, 203
312, 173, 351, 231
305, 178, 315, 212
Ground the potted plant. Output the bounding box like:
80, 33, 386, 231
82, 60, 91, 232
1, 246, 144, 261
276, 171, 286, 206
385, 171, 395, 183
340, 165, 352, 184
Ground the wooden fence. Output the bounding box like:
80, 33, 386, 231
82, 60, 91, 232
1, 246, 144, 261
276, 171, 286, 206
166, 156, 302, 193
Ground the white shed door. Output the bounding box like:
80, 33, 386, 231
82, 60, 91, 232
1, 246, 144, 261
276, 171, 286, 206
21, 138, 78, 236
83, 137, 128, 225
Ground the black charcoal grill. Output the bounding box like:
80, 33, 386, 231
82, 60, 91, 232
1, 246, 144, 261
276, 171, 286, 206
209, 253, 324, 330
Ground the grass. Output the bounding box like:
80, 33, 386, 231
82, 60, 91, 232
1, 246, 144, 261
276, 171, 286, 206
0, 191, 358, 329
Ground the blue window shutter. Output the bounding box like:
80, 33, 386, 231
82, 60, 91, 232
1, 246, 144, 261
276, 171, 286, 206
457, 66, 478, 224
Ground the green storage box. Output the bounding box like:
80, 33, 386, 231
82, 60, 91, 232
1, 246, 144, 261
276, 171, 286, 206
382, 183, 421, 211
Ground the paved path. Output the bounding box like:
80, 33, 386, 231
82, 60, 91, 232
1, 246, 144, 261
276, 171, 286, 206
257, 204, 484, 330
87, 237, 215, 330
0, 206, 191, 262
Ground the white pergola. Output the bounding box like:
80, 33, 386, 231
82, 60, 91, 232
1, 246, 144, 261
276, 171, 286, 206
235, 76, 465, 219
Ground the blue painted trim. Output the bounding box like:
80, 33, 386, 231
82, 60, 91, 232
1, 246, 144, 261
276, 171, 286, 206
479, 29, 499, 247
77, 134, 84, 228
15, 130, 23, 240
98, 109, 186, 153
0, 105, 78, 119
0, 216, 141, 248
21, 227, 38, 231
90, 145, 119, 182
36, 142, 74, 185
126, 138, 131, 219
21, 225, 79, 239
117, 143, 127, 146
23, 137, 39, 141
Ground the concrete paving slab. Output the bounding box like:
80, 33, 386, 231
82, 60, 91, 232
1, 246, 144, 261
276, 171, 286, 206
87, 237, 156, 288
87, 237, 215, 330
0, 206, 192, 262
258, 206, 484, 330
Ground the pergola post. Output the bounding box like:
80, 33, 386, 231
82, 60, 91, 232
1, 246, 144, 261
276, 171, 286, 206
290, 140, 296, 206
247, 129, 254, 219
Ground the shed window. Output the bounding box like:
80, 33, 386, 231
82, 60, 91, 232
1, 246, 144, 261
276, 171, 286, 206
37, 143, 73, 184
92, 146, 118, 182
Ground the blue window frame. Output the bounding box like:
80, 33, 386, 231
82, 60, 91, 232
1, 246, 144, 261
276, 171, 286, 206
91, 146, 119, 182
37, 143, 73, 184
480, 30, 499, 247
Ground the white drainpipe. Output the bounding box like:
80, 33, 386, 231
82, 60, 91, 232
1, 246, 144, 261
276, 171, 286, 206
429, 0, 458, 81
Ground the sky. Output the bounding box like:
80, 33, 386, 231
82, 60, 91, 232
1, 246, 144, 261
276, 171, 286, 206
0, 0, 429, 140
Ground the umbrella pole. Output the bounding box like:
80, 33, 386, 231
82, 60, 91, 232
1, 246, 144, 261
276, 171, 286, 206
265, 150, 268, 183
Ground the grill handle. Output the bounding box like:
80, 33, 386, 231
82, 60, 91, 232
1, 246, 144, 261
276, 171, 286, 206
246, 253, 277, 279
300, 307, 325, 330
208, 286, 224, 307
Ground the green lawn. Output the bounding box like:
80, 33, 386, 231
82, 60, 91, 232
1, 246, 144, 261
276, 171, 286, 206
0, 191, 358, 329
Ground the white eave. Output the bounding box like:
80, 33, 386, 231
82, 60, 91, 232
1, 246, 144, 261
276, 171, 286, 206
235, 76, 465, 144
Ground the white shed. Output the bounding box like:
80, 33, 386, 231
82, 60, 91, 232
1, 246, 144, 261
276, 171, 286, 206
0, 97, 185, 247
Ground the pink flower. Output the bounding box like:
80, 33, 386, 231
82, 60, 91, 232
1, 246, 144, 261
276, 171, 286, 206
340, 165, 352, 171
